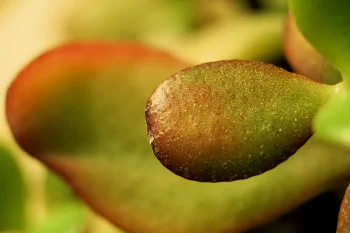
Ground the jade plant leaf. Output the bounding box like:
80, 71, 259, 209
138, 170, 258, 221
0, 145, 25, 231
6, 42, 350, 233
146, 60, 337, 182
313, 88, 350, 147
337, 184, 350, 233
283, 14, 342, 85
289, 0, 350, 78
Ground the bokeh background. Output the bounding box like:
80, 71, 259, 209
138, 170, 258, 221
0, 0, 344, 232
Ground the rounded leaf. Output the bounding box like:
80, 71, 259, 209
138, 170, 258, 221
290, 0, 350, 78
283, 14, 342, 85
146, 60, 336, 182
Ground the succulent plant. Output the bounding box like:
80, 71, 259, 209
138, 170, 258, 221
5, 0, 350, 233
146, 60, 338, 182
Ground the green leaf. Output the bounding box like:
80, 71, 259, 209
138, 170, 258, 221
6, 42, 350, 233
46, 171, 81, 209
0, 146, 25, 231
313, 85, 350, 147
41, 172, 87, 233
290, 0, 350, 79
30, 203, 85, 233
283, 14, 342, 85
147, 60, 337, 182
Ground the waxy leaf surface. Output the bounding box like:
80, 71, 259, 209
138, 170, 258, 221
7, 42, 350, 233
147, 60, 335, 182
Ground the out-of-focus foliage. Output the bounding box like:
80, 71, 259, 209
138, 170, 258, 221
177, 13, 283, 63
68, 0, 200, 41
29, 203, 85, 233
45, 172, 80, 208
30, 172, 87, 233
314, 89, 350, 147
264, 0, 288, 10
67, 0, 286, 64
0, 146, 25, 231
290, 0, 350, 79
283, 14, 342, 84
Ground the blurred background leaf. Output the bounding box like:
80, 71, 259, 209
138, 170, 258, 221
45, 172, 81, 209
283, 14, 342, 84
290, 0, 350, 81
29, 203, 85, 233
0, 145, 25, 231
66, 0, 286, 64
68, 0, 200, 41
313, 88, 350, 147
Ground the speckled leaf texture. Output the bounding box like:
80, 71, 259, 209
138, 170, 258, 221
290, 0, 350, 146
147, 60, 337, 182
6, 42, 350, 233
337, 184, 350, 233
